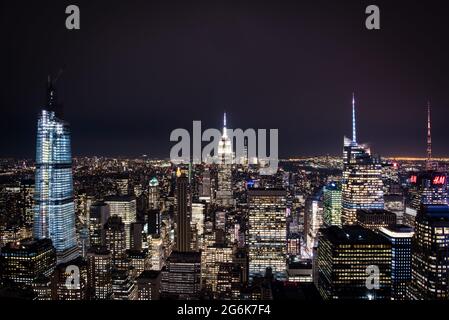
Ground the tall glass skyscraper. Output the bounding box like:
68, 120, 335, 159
33, 78, 78, 264
342, 94, 384, 225
323, 182, 342, 227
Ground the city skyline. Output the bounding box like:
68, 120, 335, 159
4, 0, 449, 306
1, 88, 446, 160
2, 0, 449, 158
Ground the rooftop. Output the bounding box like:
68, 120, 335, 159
321, 225, 390, 245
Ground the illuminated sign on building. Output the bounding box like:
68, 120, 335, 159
433, 176, 446, 185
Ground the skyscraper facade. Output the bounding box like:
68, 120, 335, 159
316, 225, 392, 300
88, 201, 110, 247
356, 209, 397, 230
0, 238, 56, 285
379, 225, 413, 300
175, 168, 191, 252
305, 196, 323, 255
248, 188, 287, 281
409, 204, 449, 300
202, 243, 233, 296
87, 246, 113, 300
323, 182, 342, 227
33, 80, 78, 264
148, 177, 160, 210
342, 94, 384, 225
104, 195, 137, 250
104, 216, 128, 270
161, 251, 201, 299
409, 172, 448, 210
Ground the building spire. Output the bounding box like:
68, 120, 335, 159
46, 69, 64, 116
352, 92, 357, 144
426, 101, 432, 169
223, 112, 227, 138
47, 75, 56, 110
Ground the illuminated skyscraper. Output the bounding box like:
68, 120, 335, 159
305, 195, 323, 255
342, 94, 384, 225
88, 201, 110, 247
379, 225, 413, 300
216, 112, 233, 206
104, 218, 136, 300
104, 216, 128, 270
86, 246, 113, 300
0, 238, 56, 286
409, 204, 449, 300
202, 243, 233, 296
128, 248, 151, 275
33, 77, 78, 264
409, 172, 447, 210
216, 263, 242, 299
201, 167, 212, 198
248, 188, 287, 281
104, 195, 137, 250
54, 257, 88, 300
161, 251, 201, 299
111, 269, 137, 300
148, 177, 160, 210
323, 182, 342, 226
149, 235, 164, 271
316, 225, 392, 300
426, 102, 433, 170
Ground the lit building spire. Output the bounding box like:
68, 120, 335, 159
426, 101, 432, 169
223, 112, 227, 138
352, 92, 357, 144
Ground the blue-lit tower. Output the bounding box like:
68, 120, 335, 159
341, 93, 384, 225
33, 76, 78, 264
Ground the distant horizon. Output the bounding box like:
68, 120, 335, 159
3, 154, 449, 162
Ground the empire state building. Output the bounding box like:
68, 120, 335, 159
216, 113, 234, 206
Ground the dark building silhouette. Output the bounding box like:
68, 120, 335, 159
175, 169, 191, 252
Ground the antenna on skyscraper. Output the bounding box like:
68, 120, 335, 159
46, 68, 65, 116
426, 101, 432, 170
54, 68, 64, 83
223, 111, 227, 138
352, 92, 357, 144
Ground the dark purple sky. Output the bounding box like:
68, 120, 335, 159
1, 0, 449, 158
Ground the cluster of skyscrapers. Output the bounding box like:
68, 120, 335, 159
1, 82, 449, 301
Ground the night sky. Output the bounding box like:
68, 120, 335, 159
1, 0, 449, 159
